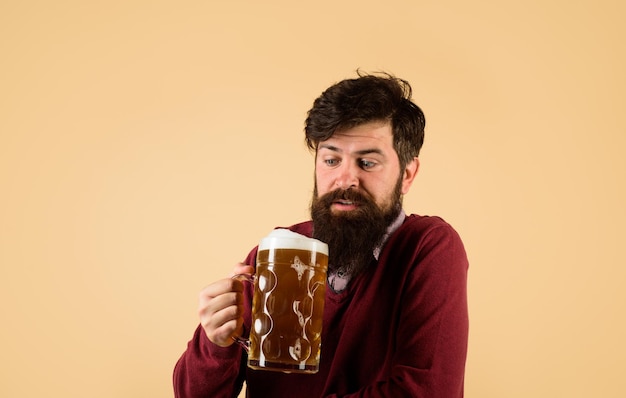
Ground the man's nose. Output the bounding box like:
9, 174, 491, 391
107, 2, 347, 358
335, 162, 359, 190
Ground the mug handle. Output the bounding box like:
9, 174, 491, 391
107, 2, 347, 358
231, 273, 255, 352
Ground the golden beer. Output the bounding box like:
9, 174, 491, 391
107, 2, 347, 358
248, 231, 328, 373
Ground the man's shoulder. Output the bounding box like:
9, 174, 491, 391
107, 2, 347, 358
402, 214, 454, 230
395, 214, 463, 244
385, 214, 467, 267
275, 221, 314, 237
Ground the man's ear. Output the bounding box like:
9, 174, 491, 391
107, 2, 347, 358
400, 157, 420, 195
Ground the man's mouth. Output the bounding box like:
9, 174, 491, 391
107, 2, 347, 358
331, 199, 359, 211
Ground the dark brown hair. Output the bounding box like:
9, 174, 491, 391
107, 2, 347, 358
304, 71, 426, 169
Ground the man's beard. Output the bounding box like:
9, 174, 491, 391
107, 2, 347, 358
310, 179, 403, 276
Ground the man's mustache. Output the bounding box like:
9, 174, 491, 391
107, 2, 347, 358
318, 188, 373, 205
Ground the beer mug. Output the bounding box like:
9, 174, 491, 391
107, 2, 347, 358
233, 229, 328, 373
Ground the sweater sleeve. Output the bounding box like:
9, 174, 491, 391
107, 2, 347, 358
173, 325, 246, 398
327, 219, 469, 397
173, 249, 258, 398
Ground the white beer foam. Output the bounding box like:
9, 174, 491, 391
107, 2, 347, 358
258, 229, 328, 255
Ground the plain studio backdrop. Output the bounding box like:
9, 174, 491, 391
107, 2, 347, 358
1, 1, 624, 397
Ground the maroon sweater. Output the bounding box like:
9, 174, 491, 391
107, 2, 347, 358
174, 215, 469, 397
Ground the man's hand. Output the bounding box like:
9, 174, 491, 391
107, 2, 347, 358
198, 263, 255, 347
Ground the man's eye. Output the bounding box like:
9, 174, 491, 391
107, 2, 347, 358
360, 160, 376, 169
324, 159, 339, 166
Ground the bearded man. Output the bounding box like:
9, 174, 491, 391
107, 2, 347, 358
174, 72, 469, 397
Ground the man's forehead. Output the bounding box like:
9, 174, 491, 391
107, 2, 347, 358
317, 123, 393, 150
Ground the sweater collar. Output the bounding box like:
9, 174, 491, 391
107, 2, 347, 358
373, 209, 406, 260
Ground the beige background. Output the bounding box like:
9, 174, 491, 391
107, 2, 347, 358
1, 1, 624, 397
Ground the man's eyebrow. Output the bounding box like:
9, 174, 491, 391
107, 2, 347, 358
318, 144, 384, 156
355, 148, 384, 156
318, 144, 341, 152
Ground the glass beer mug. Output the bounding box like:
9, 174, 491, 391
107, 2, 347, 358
233, 229, 328, 373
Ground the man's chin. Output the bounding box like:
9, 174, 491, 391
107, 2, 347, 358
330, 207, 355, 215
329, 202, 360, 212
